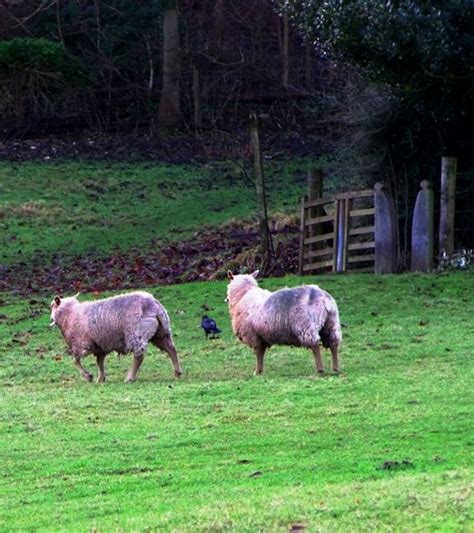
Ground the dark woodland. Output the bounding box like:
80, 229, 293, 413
0, 0, 473, 263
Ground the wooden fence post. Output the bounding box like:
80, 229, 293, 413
308, 168, 323, 202
308, 169, 323, 250
250, 112, 273, 273
439, 156, 457, 258
374, 182, 398, 273
411, 180, 434, 272
298, 197, 306, 276
335, 198, 349, 273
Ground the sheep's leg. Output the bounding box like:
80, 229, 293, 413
95, 354, 106, 383
152, 335, 183, 377
330, 343, 340, 373
125, 354, 144, 383
254, 346, 266, 375
311, 344, 325, 374
74, 357, 93, 382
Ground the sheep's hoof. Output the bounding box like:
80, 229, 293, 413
124, 376, 136, 383
332, 368, 340, 375
85, 373, 93, 382
96, 376, 106, 384
317, 369, 325, 375
174, 370, 183, 378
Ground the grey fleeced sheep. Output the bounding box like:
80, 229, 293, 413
226, 271, 342, 375
50, 291, 182, 383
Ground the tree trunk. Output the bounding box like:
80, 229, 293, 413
282, 14, 289, 89
192, 65, 202, 130
214, 0, 225, 49
158, 5, 181, 128
305, 41, 312, 90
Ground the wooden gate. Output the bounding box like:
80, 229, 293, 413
299, 188, 377, 274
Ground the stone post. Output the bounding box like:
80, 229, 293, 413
374, 182, 398, 273
411, 180, 434, 272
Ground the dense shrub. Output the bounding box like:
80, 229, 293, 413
0, 37, 86, 120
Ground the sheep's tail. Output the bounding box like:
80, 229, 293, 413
321, 294, 342, 349
154, 300, 173, 335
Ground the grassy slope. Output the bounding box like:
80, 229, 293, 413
1, 272, 473, 531
0, 159, 313, 265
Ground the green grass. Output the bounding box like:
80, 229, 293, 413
0, 158, 315, 264
1, 271, 473, 531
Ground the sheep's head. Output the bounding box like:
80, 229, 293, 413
226, 270, 259, 306
50, 293, 80, 327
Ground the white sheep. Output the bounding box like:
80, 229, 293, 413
226, 271, 342, 375
50, 291, 182, 382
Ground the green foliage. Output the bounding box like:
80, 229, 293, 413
1, 272, 473, 530
0, 37, 86, 91
0, 37, 87, 119
281, 0, 474, 151
0, 37, 83, 82
282, 1, 472, 84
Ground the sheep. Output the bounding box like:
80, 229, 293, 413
50, 291, 182, 383
226, 270, 342, 375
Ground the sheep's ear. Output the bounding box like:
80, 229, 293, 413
251, 270, 259, 279
227, 271, 234, 280
54, 296, 61, 306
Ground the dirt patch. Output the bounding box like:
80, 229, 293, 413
0, 224, 300, 296
379, 460, 414, 471
0, 130, 318, 163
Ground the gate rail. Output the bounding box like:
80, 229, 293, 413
299, 183, 397, 275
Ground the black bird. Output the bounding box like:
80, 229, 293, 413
201, 315, 221, 339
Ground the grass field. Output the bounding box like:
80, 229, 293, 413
0, 158, 320, 265
1, 271, 473, 531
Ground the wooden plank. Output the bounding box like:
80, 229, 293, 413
334, 189, 373, 200
305, 247, 334, 259
305, 214, 334, 226
349, 225, 374, 236
304, 232, 335, 245
439, 157, 457, 256
348, 241, 375, 251
303, 259, 334, 271
347, 253, 375, 263
350, 208, 375, 217
303, 188, 373, 209
304, 195, 336, 208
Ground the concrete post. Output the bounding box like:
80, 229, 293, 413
411, 180, 434, 272
374, 182, 398, 273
